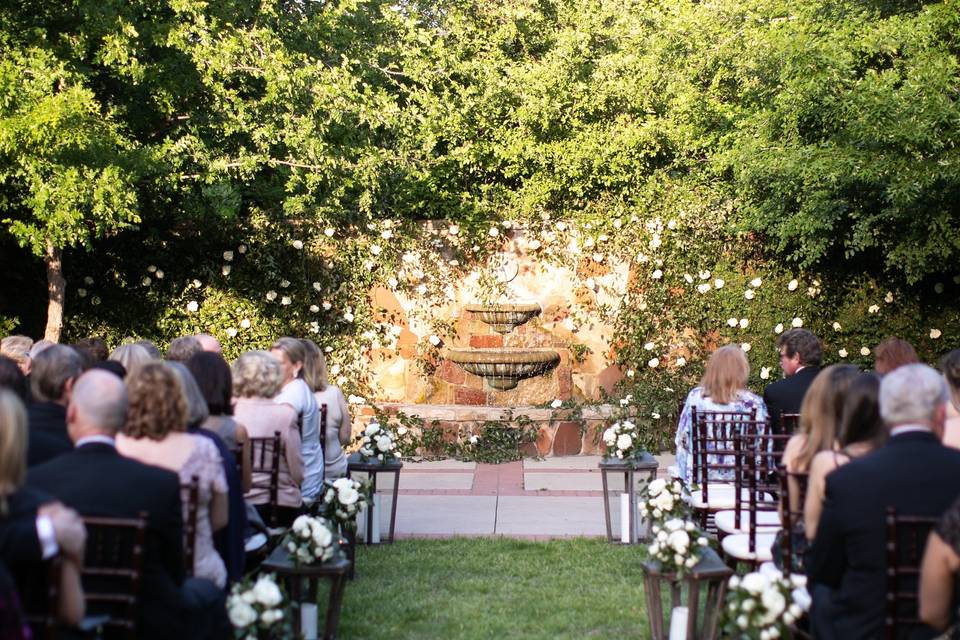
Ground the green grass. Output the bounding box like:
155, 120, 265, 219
319, 538, 651, 640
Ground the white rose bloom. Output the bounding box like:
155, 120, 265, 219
239, 318, 251, 329
448, 225, 459, 235
228, 601, 258, 628
684, 273, 694, 284
370, 244, 381, 256
698, 270, 710, 280
744, 289, 755, 300
774, 323, 784, 334
647, 479, 666, 495
737, 615, 748, 629
833, 321, 842, 331
292, 239, 304, 250
310, 304, 320, 312
324, 227, 335, 237
760, 589, 787, 625
186, 300, 199, 313
644, 341, 655, 350
428, 335, 441, 346
838, 348, 848, 358
616, 433, 633, 451
266, 290, 277, 301
675, 357, 686, 367
365, 423, 380, 436
651, 269, 663, 280
860, 346, 871, 356
741, 343, 751, 352
739, 318, 749, 328
697, 283, 711, 294
648, 357, 660, 368
338, 486, 360, 506
602, 428, 617, 446
791, 317, 803, 328
551, 399, 563, 409
742, 598, 755, 612
223, 251, 234, 261
226, 328, 238, 338
885, 291, 894, 303
868, 304, 880, 313
489, 227, 499, 237
281, 296, 291, 305
252, 576, 283, 607
322, 301, 332, 310
751, 277, 762, 287
654, 492, 674, 511
760, 367, 770, 380
376, 435, 393, 452
931, 328, 942, 339
741, 572, 769, 594
727, 318, 737, 327
792, 586, 812, 611
788, 278, 798, 291
312, 526, 334, 548
714, 278, 725, 289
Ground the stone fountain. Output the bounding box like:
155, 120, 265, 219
445, 302, 560, 391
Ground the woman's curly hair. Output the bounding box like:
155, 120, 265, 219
125, 362, 188, 440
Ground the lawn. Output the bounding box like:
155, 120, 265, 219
322, 537, 651, 639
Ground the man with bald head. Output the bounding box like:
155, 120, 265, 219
194, 333, 222, 354
27, 370, 223, 639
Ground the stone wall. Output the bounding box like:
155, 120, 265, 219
367, 224, 628, 407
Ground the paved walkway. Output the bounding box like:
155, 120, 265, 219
354, 455, 674, 539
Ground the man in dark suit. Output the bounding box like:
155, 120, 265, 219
807, 364, 960, 639
28, 370, 225, 640
26, 345, 81, 465
763, 328, 822, 435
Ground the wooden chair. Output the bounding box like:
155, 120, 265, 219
180, 475, 200, 576
16, 557, 63, 640
777, 468, 809, 579
719, 432, 789, 568
884, 507, 939, 639
248, 431, 283, 529
81, 513, 148, 640
714, 433, 787, 539
781, 412, 800, 434
689, 410, 760, 531
319, 403, 328, 453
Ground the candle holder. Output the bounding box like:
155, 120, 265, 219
346, 452, 402, 544
599, 452, 659, 544
642, 548, 733, 640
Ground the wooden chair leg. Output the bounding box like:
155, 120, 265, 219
324, 574, 348, 640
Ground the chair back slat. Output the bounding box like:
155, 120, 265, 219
780, 412, 801, 435
778, 467, 809, 578
733, 432, 790, 556
180, 475, 200, 575
319, 403, 328, 453
885, 507, 939, 639
248, 432, 283, 527
81, 513, 148, 639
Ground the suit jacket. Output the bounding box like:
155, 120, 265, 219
26, 403, 72, 467
762, 366, 820, 435
807, 431, 960, 639
0, 486, 50, 568
27, 442, 188, 640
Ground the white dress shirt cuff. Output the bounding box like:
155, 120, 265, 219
36, 514, 59, 560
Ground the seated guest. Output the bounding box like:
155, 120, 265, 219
28, 341, 54, 360
91, 359, 126, 379
919, 495, 960, 633
674, 344, 767, 485
301, 339, 353, 479
0, 336, 33, 376
270, 338, 322, 504
168, 362, 245, 585
166, 336, 202, 363
186, 352, 250, 489
807, 364, 960, 639
233, 351, 304, 527
874, 337, 919, 376
0, 357, 28, 401
939, 349, 960, 450
135, 339, 162, 360
0, 562, 30, 640
194, 334, 222, 354
764, 328, 822, 435
72, 337, 108, 364
781, 364, 860, 475
108, 343, 152, 379
117, 363, 228, 589
0, 389, 86, 627
28, 370, 227, 640
27, 345, 82, 466
804, 373, 885, 540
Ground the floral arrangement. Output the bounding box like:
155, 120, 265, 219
283, 515, 337, 565
357, 420, 398, 462
227, 573, 288, 638
647, 518, 709, 576
723, 570, 811, 639
639, 478, 689, 525
602, 420, 643, 460
320, 477, 370, 528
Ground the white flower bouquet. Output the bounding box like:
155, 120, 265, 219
319, 477, 370, 529
282, 515, 337, 566
647, 518, 709, 576
639, 478, 689, 525
357, 420, 398, 462
227, 573, 289, 638
602, 420, 643, 460
722, 569, 811, 639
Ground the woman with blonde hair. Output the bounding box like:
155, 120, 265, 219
939, 349, 960, 450
108, 343, 154, 379
301, 339, 353, 479
232, 351, 303, 527
0, 389, 86, 627
674, 345, 768, 485
117, 363, 228, 588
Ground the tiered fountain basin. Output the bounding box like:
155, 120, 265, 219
464, 302, 542, 334
445, 347, 561, 391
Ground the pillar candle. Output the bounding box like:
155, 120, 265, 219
668, 606, 689, 640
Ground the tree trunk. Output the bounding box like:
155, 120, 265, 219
43, 240, 65, 343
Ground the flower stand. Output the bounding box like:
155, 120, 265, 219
599, 452, 659, 543
346, 452, 402, 544
261, 545, 352, 640
641, 547, 733, 640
